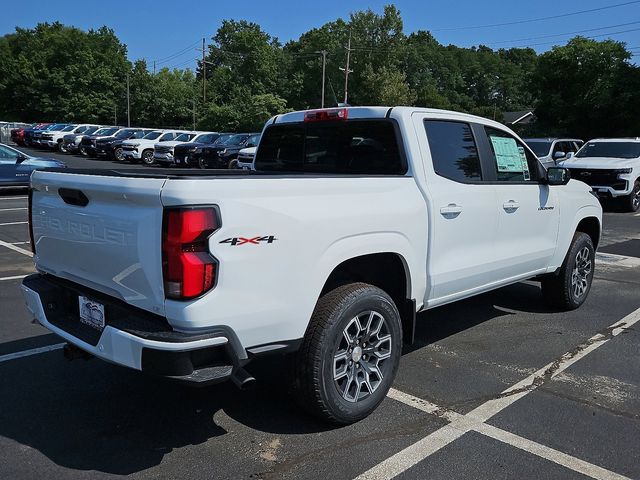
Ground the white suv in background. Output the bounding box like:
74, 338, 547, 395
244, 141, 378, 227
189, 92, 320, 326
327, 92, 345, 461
563, 138, 640, 212
524, 138, 584, 168
122, 130, 189, 165
235, 146, 257, 170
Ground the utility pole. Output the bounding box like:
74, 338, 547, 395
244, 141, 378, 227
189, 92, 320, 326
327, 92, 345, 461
320, 50, 327, 108
339, 32, 353, 105
114, 104, 117, 125
126, 72, 131, 127
153, 61, 156, 75
202, 37, 207, 103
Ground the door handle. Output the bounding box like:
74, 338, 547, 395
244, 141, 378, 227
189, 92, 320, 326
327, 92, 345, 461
503, 200, 520, 211
440, 204, 463, 216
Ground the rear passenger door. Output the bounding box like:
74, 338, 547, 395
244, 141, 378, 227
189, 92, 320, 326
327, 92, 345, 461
415, 115, 502, 304
479, 126, 560, 279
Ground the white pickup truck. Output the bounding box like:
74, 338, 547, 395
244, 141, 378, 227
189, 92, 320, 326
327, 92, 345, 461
22, 107, 602, 424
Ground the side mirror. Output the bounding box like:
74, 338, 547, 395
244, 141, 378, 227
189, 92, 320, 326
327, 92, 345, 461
553, 151, 566, 160
546, 167, 571, 185
565, 152, 574, 159
16, 154, 27, 164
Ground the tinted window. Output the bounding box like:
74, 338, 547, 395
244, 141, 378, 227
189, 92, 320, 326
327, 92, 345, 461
195, 133, 218, 144
84, 127, 99, 135
576, 142, 640, 159
485, 127, 540, 182
255, 120, 404, 174
525, 140, 552, 157
424, 120, 481, 182
143, 131, 162, 140
0, 145, 19, 161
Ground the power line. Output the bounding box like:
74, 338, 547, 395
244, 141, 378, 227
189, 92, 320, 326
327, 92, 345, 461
520, 26, 640, 48
154, 40, 201, 66
431, 1, 640, 31
488, 20, 640, 45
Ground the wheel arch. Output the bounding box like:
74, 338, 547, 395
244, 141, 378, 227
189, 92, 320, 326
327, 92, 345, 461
576, 216, 601, 249
319, 252, 417, 344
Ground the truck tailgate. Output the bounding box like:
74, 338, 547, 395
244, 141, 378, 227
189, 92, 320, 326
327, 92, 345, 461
30, 170, 167, 316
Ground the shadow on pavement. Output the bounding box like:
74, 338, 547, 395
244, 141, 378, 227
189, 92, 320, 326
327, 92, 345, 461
0, 281, 552, 475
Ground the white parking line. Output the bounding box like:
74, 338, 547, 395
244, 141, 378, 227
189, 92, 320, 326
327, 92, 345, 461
360, 307, 640, 480
0, 343, 65, 364
10, 241, 29, 245
0, 274, 27, 281
0, 221, 28, 226
0, 207, 27, 212
0, 239, 33, 257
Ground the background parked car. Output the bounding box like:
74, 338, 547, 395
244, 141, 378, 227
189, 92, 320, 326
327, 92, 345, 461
40, 124, 77, 150
0, 143, 65, 186
235, 145, 258, 170
80, 126, 123, 156
193, 133, 260, 169
153, 131, 221, 166
10, 124, 36, 145
33, 123, 69, 147
96, 128, 154, 160
524, 138, 584, 168
60, 125, 101, 154
172, 132, 226, 167
23, 123, 52, 146
122, 129, 189, 165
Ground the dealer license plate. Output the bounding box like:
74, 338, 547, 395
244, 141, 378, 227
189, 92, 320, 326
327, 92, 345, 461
79, 296, 105, 330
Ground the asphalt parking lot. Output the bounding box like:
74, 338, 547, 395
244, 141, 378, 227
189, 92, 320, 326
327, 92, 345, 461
1, 146, 639, 479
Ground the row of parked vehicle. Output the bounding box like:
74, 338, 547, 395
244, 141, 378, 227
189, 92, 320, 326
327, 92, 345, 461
10, 123, 262, 169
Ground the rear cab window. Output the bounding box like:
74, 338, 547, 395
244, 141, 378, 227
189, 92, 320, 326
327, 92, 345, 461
423, 120, 481, 182
254, 120, 405, 175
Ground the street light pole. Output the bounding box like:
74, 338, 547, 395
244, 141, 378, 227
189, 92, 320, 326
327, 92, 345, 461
343, 32, 351, 104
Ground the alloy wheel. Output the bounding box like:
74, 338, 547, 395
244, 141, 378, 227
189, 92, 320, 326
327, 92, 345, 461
571, 246, 592, 299
332, 311, 392, 403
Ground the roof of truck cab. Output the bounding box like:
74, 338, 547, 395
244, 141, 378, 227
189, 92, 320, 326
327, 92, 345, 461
272, 106, 517, 131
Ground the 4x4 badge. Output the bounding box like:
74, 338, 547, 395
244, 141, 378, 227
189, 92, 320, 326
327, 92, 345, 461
219, 236, 277, 246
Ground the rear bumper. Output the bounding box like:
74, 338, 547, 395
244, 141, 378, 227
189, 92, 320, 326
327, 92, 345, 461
21, 274, 247, 385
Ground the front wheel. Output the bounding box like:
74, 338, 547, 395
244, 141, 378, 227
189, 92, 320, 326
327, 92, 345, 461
293, 283, 402, 424
198, 157, 208, 169
114, 147, 125, 161
79, 145, 87, 156
541, 232, 595, 310
58, 142, 68, 153
142, 149, 154, 165
228, 158, 239, 169
623, 180, 640, 212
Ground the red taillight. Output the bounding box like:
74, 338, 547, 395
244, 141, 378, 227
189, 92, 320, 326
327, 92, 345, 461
304, 108, 348, 122
28, 188, 35, 254
162, 207, 219, 300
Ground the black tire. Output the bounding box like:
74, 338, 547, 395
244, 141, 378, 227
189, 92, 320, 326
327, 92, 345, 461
142, 149, 154, 165
228, 158, 239, 169
198, 156, 208, 169
293, 282, 402, 424
113, 147, 125, 161
58, 142, 68, 153
79, 145, 87, 156
623, 180, 640, 212
541, 232, 595, 310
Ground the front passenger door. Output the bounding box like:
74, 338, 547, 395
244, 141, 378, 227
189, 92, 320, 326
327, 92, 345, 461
481, 127, 560, 279
0, 146, 19, 184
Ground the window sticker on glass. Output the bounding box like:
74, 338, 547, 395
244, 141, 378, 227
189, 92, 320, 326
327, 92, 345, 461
518, 146, 530, 180
490, 136, 526, 174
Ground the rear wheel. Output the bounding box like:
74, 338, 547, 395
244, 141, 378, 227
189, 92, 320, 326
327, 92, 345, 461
541, 232, 594, 310
623, 180, 640, 212
293, 283, 402, 424
142, 149, 154, 165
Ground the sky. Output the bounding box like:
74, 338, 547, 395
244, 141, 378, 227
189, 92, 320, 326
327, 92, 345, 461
1, 0, 639, 67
